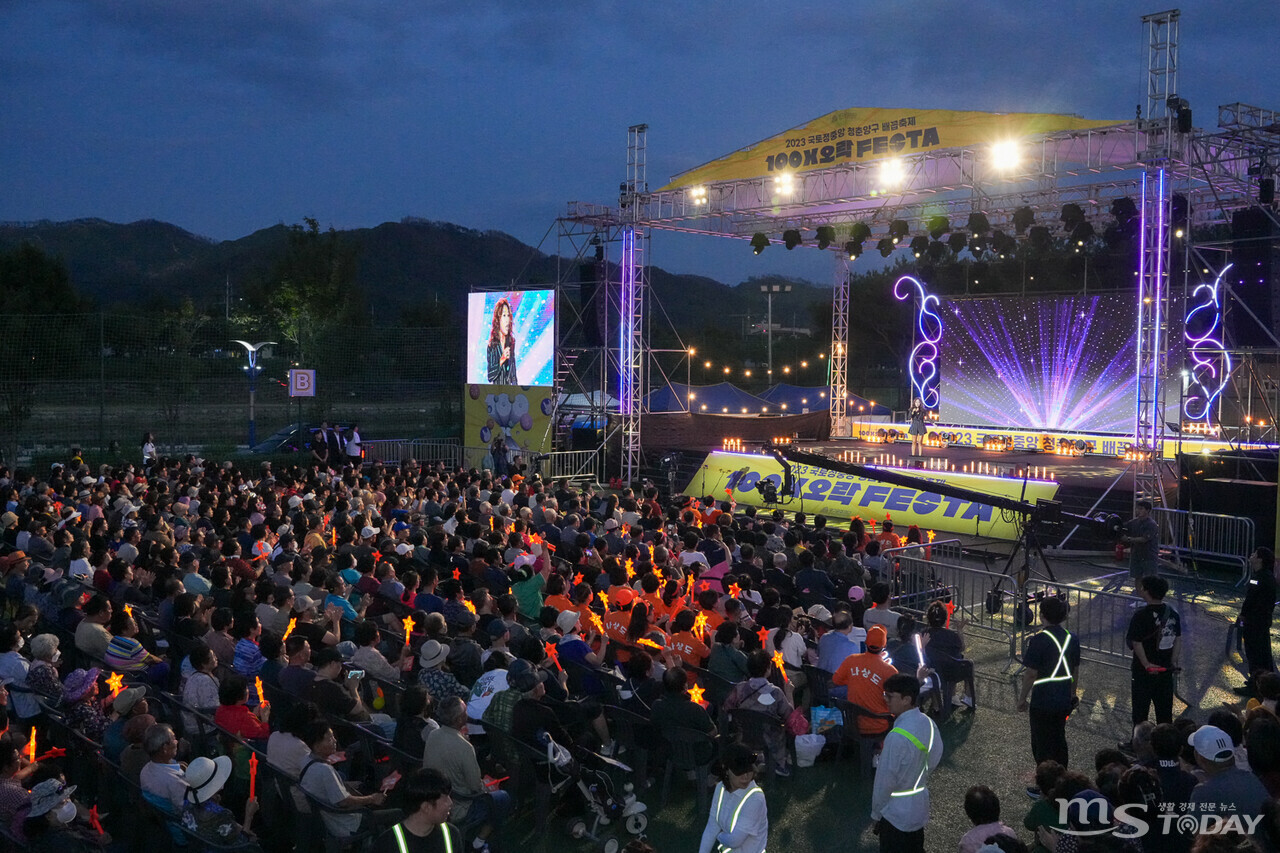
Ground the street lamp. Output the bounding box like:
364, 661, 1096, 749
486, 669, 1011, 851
233, 339, 276, 446
759, 284, 792, 374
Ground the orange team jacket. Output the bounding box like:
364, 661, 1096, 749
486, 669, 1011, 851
640, 593, 669, 624
544, 594, 574, 614
668, 630, 711, 668
602, 610, 632, 648
832, 652, 898, 734
875, 531, 903, 551
696, 607, 724, 634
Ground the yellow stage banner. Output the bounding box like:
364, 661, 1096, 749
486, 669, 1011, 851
687, 451, 1060, 541
661, 108, 1124, 189
463, 385, 553, 470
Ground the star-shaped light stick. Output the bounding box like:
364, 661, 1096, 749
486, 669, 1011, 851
544, 641, 562, 671
105, 671, 125, 700
402, 615, 415, 647
687, 682, 707, 706
282, 617, 297, 641
771, 650, 790, 683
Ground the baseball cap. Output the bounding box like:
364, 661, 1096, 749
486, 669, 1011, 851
556, 610, 580, 634
487, 619, 511, 638
292, 595, 317, 614
612, 587, 637, 607
1188, 725, 1235, 762
603, 518, 619, 531
360, 525, 377, 540
507, 658, 549, 692
112, 686, 147, 715
866, 625, 887, 650
806, 604, 832, 625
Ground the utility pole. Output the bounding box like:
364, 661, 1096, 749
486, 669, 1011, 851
760, 284, 792, 375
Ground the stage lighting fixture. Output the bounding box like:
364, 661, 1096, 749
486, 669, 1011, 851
1028, 225, 1052, 250
1111, 197, 1138, 222
750, 232, 769, 254
926, 240, 948, 263
1171, 194, 1190, 236
1070, 221, 1095, 247
909, 236, 930, 258
880, 158, 906, 188
815, 225, 836, 250
849, 222, 872, 244
927, 216, 950, 240
876, 237, 895, 258
1013, 205, 1035, 235
782, 229, 803, 250
947, 232, 968, 254
991, 230, 1017, 257
966, 212, 991, 234
990, 139, 1021, 171
888, 219, 910, 244
968, 234, 986, 255
844, 240, 863, 260
1059, 203, 1085, 232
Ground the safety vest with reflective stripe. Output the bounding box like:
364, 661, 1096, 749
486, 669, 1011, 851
887, 724, 935, 797
712, 783, 765, 853
391, 822, 454, 853
1031, 629, 1074, 688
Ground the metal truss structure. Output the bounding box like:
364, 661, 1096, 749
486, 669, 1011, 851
561, 13, 1280, 502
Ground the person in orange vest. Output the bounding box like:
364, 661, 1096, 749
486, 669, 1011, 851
832, 625, 898, 735
876, 520, 903, 552
668, 610, 711, 668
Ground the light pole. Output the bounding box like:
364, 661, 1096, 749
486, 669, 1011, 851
760, 284, 792, 374
233, 340, 276, 446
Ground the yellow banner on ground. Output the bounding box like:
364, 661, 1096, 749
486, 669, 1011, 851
687, 451, 1060, 541
662, 108, 1124, 189
463, 385, 553, 470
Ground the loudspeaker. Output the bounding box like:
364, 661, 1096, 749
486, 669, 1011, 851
579, 262, 607, 346
1229, 208, 1278, 348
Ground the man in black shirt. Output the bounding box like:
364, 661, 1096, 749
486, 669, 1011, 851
371, 768, 461, 853
1016, 597, 1080, 792
307, 646, 371, 724
1239, 546, 1277, 687
1126, 575, 1181, 726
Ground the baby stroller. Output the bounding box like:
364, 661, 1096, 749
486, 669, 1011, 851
536, 733, 649, 853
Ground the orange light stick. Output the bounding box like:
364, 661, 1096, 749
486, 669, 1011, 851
489, 517, 495, 531
589, 612, 604, 634
452, 568, 462, 581
254, 677, 266, 706
692, 611, 709, 638
687, 683, 707, 706
756, 627, 769, 646
544, 641, 562, 671
597, 591, 609, 610
771, 650, 790, 683
26, 731, 36, 762
89, 805, 104, 836
248, 752, 258, 800
123, 603, 133, 618
282, 617, 297, 640
105, 671, 125, 700
944, 600, 956, 628
402, 615, 415, 646
624, 559, 636, 579
636, 638, 662, 650
463, 599, 477, 614
652, 567, 664, 582
728, 583, 742, 598
573, 572, 584, 586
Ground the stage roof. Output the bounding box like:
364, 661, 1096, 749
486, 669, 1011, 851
660, 107, 1125, 190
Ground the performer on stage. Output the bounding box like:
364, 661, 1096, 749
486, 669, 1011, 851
486, 298, 519, 385
908, 397, 927, 456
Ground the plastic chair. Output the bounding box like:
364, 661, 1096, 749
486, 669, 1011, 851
724, 707, 791, 782
801, 664, 832, 708
659, 726, 719, 814
833, 698, 894, 782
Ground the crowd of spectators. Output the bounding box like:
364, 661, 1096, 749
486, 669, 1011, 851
0, 449, 1272, 853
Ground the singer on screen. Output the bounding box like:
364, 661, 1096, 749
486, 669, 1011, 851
486, 298, 519, 384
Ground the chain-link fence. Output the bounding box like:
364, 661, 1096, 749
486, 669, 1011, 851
0, 314, 462, 465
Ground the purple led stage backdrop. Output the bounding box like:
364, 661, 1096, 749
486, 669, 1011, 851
940, 294, 1138, 433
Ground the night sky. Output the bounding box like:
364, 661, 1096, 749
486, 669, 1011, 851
3, 1, 1278, 286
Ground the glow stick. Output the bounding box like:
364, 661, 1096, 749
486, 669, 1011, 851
248, 753, 258, 800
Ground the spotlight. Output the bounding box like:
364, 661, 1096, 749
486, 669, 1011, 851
966, 212, 991, 234
990, 139, 1021, 171
1171, 194, 1189, 237
1060, 203, 1085, 232
1013, 205, 1035, 235
1070, 221, 1095, 247
1111, 197, 1138, 223
849, 221, 872, 244
991, 230, 1017, 257
968, 234, 986, 255
1028, 225, 1052, 251
927, 216, 950, 240
909, 236, 930, 258
876, 237, 895, 258
926, 240, 948, 263
880, 158, 906, 188
750, 232, 769, 255
947, 232, 968, 254
782, 229, 803, 250
888, 219, 910, 244
815, 225, 835, 249
844, 240, 863, 260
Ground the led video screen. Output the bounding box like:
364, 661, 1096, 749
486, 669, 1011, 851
940, 294, 1137, 433
465, 290, 556, 386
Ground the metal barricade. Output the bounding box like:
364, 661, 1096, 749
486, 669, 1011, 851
1021, 579, 1137, 669
536, 450, 598, 482
882, 538, 965, 566
1151, 507, 1254, 586
362, 439, 406, 464
404, 439, 462, 468
887, 557, 1023, 660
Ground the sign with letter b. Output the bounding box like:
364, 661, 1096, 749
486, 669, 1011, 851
289, 369, 316, 397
